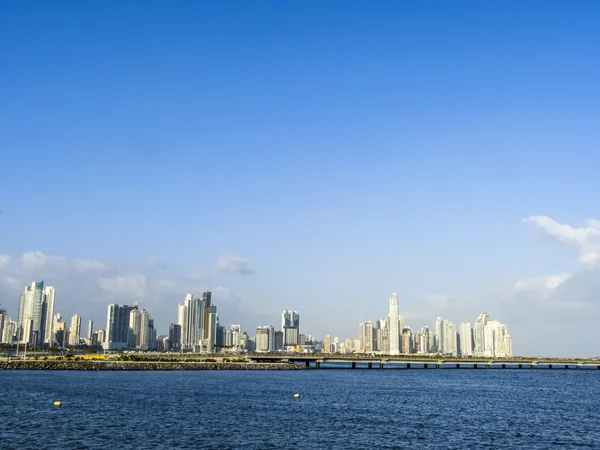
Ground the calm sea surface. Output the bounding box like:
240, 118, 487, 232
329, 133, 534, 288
1, 369, 599, 449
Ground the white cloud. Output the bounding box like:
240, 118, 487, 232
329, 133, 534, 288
0, 251, 259, 336
513, 273, 572, 293
216, 255, 257, 275
524, 215, 600, 267
99, 274, 148, 301
20, 251, 49, 270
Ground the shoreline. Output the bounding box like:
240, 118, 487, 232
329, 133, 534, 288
0, 360, 307, 371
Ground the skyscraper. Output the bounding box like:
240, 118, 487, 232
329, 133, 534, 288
178, 291, 217, 352
0, 309, 6, 344
205, 301, 217, 353
388, 293, 400, 355
17, 281, 45, 346
281, 310, 300, 347
97, 329, 105, 345
231, 325, 242, 349
256, 326, 272, 352
359, 321, 374, 353
168, 323, 182, 351
87, 319, 94, 341
104, 304, 135, 350
401, 328, 413, 354
177, 300, 189, 349
129, 307, 141, 347
442, 320, 457, 356
435, 316, 444, 353
69, 314, 81, 346
419, 326, 431, 354
459, 322, 473, 356
474, 312, 489, 356
42, 287, 55, 344
202, 291, 212, 344
139, 309, 150, 350
323, 335, 331, 353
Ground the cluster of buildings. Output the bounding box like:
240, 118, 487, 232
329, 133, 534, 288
0, 281, 98, 349
0, 282, 513, 357
319, 293, 513, 357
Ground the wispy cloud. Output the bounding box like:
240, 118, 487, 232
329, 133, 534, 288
0, 252, 256, 333
513, 273, 572, 293
524, 215, 600, 267
215, 255, 257, 275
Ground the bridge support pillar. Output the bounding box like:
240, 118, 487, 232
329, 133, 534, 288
306, 361, 310, 368
351, 362, 356, 369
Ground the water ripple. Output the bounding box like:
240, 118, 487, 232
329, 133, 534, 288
0, 370, 599, 449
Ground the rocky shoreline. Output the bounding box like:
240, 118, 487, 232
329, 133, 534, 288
0, 360, 307, 371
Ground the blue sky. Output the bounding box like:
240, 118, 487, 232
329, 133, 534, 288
1, 1, 600, 355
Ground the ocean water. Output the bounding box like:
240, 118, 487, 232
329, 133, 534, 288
1, 369, 599, 449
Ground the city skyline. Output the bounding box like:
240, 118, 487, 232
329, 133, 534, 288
0, 232, 594, 357
2, 3, 600, 357
1, 278, 514, 358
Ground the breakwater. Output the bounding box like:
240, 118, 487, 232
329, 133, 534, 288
0, 360, 307, 371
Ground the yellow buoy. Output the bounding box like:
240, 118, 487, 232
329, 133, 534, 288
293, 394, 300, 398
53, 401, 61, 407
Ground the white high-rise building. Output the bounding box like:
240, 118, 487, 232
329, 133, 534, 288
459, 322, 473, 356
256, 326, 272, 352
129, 308, 141, 347
435, 316, 444, 353
504, 334, 513, 357
388, 293, 400, 355
474, 312, 489, 356
1, 316, 16, 344
493, 322, 508, 357
419, 326, 431, 354
69, 314, 81, 346
483, 321, 496, 357
97, 329, 105, 345
359, 321, 374, 353
42, 286, 55, 344
139, 309, 150, 350
231, 325, 242, 348
442, 320, 457, 356
177, 301, 188, 349
87, 319, 94, 341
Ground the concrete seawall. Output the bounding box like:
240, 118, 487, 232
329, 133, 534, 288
0, 360, 307, 371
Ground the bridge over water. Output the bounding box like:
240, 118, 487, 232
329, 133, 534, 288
247, 354, 600, 370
